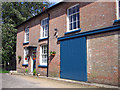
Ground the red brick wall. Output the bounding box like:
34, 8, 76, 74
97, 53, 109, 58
80, 2, 116, 32
87, 31, 119, 85
118, 31, 120, 86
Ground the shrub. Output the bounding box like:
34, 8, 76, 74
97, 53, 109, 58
18, 56, 21, 60
33, 69, 36, 75
50, 51, 56, 55
25, 68, 28, 73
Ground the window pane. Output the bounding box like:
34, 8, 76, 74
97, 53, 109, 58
73, 22, 76, 29
73, 7, 75, 14
77, 13, 79, 21
77, 21, 80, 28
43, 20, 44, 25
42, 58, 47, 63
69, 16, 72, 23
45, 19, 47, 24
46, 25, 48, 30
47, 19, 49, 24
43, 30, 44, 37
45, 30, 48, 37
42, 55, 45, 58
73, 14, 76, 21
69, 23, 72, 30
69, 8, 72, 15
76, 5, 79, 12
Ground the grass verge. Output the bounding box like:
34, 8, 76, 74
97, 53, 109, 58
0, 68, 9, 73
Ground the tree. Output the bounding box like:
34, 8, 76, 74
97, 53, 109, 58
2, 2, 51, 70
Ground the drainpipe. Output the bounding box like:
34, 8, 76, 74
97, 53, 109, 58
46, 10, 50, 77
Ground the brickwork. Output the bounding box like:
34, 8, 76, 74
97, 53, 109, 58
118, 31, 120, 86
87, 31, 119, 85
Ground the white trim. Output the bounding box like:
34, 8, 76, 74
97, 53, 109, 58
40, 17, 48, 39
67, 4, 80, 32
116, 0, 120, 19
31, 57, 33, 72
67, 4, 79, 10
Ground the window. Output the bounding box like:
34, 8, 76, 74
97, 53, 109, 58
117, 0, 120, 19
40, 45, 47, 66
24, 47, 28, 64
118, 1, 120, 19
24, 27, 29, 42
41, 18, 49, 38
67, 4, 80, 31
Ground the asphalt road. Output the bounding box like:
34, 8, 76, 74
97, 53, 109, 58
2, 73, 98, 88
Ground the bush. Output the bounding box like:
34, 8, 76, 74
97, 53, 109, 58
18, 56, 21, 60
33, 69, 36, 75
50, 51, 56, 55
25, 68, 28, 73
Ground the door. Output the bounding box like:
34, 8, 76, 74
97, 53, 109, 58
31, 48, 37, 72
60, 37, 87, 81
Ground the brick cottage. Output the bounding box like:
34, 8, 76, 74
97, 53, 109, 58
16, 1, 120, 86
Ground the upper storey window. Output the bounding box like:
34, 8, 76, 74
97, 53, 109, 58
24, 27, 29, 42
41, 18, 49, 38
118, 1, 120, 19
67, 4, 80, 31
117, 0, 120, 19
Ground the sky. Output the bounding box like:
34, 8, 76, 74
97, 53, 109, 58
49, 0, 63, 3
48, 0, 63, 7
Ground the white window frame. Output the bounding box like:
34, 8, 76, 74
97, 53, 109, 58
40, 18, 48, 38
40, 44, 47, 66
24, 47, 28, 64
24, 27, 29, 43
67, 4, 80, 32
116, 0, 120, 19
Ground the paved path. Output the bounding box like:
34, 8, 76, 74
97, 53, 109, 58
2, 73, 98, 88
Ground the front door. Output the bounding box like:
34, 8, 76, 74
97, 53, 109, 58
31, 48, 37, 72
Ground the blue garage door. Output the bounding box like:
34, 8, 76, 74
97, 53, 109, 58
60, 37, 87, 81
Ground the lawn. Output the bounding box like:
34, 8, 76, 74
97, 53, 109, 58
0, 68, 9, 73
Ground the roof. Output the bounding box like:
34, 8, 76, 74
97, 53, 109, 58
15, 2, 63, 29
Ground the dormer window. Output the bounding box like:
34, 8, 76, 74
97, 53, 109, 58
67, 4, 80, 31
24, 27, 29, 42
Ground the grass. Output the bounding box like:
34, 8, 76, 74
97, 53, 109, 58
0, 68, 9, 73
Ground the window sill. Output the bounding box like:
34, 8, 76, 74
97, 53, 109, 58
22, 64, 28, 66
64, 28, 81, 35
114, 19, 120, 23
38, 37, 48, 42
38, 65, 47, 68
23, 42, 29, 45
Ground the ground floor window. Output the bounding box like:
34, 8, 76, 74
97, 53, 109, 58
24, 47, 28, 64
40, 45, 47, 66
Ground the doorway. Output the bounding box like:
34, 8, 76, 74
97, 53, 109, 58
31, 48, 37, 72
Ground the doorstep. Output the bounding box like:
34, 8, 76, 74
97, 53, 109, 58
9, 72, 119, 89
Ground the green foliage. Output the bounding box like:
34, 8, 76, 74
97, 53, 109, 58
25, 68, 28, 73
2, 2, 51, 68
18, 56, 21, 59
0, 68, 9, 73
50, 51, 56, 55
33, 69, 36, 75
